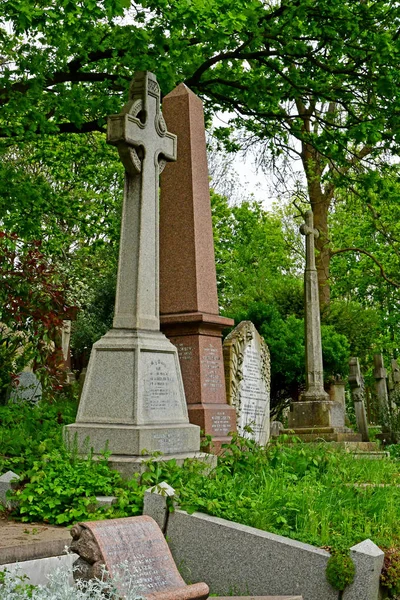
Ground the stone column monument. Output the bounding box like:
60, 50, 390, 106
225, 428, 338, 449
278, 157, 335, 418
287, 211, 358, 441
65, 72, 204, 476
159, 84, 237, 452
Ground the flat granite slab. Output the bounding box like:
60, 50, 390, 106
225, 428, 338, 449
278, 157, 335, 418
0, 518, 70, 564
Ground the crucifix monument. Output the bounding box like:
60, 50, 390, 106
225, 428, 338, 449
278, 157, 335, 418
287, 211, 358, 441
65, 72, 204, 475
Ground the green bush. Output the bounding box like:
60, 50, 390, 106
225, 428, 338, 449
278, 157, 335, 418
326, 551, 355, 591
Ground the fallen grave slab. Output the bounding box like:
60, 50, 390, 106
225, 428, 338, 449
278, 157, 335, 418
70, 515, 209, 599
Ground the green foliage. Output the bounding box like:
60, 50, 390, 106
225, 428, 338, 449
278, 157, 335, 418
0, 232, 73, 395
381, 548, 400, 597
326, 551, 355, 592
14, 447, 123, 524
230, 301, 350, 410
0, 395, 78, 473
211, 193, 300, 314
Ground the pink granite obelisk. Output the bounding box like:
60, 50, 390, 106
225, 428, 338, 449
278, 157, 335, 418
160, 84, 237, 452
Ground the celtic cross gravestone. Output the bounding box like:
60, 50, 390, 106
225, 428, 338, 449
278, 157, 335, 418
65, 72, 203, 475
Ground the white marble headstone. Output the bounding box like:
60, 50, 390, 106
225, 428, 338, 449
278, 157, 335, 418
223, 321, 270, 445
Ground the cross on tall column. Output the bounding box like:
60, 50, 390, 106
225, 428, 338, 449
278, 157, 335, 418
107, 71, 177, 331
299, 210, 328, 400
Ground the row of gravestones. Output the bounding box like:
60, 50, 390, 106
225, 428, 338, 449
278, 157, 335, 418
7, 318, 272, 445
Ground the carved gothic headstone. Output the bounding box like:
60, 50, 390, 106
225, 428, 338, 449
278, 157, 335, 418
223, 321, 270, 445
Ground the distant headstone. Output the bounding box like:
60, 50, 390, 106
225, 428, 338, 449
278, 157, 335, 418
70, 515, 209, 599
270, 421, 284, 438
223, 321, 270, 445
391, 359, 400, 385
348, 357, 370, 442
0, 470, 19, 507
9, 372, 42, 404
373, 353, 390, 413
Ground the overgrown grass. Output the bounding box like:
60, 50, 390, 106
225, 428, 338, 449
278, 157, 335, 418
2, 399, 400, 593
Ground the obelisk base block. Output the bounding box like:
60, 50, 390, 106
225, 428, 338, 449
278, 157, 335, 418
160, 312, 237, 452
188, 403, 237, 453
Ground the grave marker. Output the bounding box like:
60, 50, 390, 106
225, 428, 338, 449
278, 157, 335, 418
159, 83, 236, 451
373, 353, 390, 414
9, 371, 42, 404
70, 515, 209, 599
65, 72, 204, 475
348, 357, 370, 442
223, 321, 270, 445
285, 212, 360, 442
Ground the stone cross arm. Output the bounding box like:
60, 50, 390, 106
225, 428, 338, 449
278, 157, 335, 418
107, 71, 177, 176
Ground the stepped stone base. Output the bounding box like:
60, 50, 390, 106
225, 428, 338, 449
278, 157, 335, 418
281, 427, 362, 443
279, 430, 388, 459
107, 452, 217, 478
65, 422, 201, 456
288, 400, 345, 429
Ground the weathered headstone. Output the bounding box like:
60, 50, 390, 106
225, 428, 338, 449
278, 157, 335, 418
391, 358, 400, 385
223, 322, 270, 445
348, 357, 370, 442
373, 353, 390, 414
0, 470, 19, 508
287, 212, 348, 436
65, 72, 204, 475
159, 84, 236, 452
9, 371, 42, 404
70, 515, 209, 599
270, 421, 284, 438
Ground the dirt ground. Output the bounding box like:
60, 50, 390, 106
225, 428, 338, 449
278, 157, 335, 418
0, 514, 70, 564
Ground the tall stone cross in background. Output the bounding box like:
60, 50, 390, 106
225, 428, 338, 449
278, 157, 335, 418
299, 210, 329, 403
66, 72, 203, 475
287, 210, 352, 436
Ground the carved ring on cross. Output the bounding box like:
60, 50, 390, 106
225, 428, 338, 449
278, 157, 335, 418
126, 99, 169, 175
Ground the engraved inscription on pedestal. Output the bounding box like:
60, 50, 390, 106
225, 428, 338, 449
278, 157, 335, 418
211, 412, 232, 436
223, 321, 271, 445
201, 344, 223, 390
142, 353, 182, 423
151, 430, 189, 454
176, 342, 194, 361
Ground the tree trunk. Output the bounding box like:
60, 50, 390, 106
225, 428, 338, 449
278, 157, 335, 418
301, 142, 332, 311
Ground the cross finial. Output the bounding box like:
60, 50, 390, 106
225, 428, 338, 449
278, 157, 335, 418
300, 210, 319, 270
107, 71, 176, 177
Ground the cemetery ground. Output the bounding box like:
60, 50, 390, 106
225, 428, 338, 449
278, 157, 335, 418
1, 393, 400, 596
